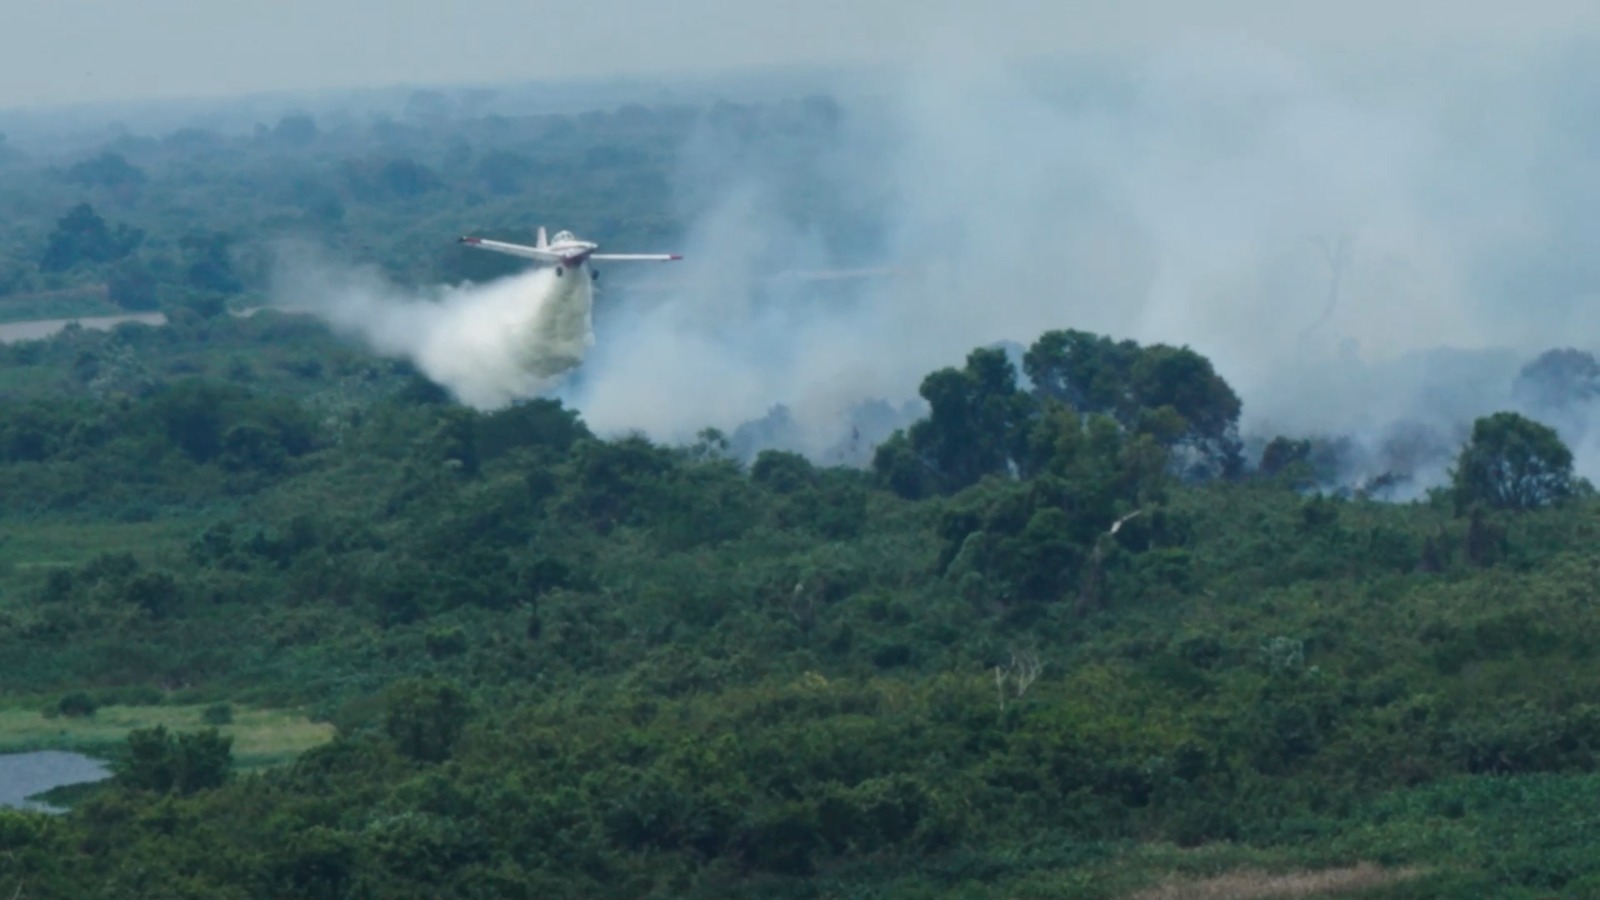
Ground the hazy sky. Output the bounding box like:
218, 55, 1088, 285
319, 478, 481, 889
6, 0, 1600, 110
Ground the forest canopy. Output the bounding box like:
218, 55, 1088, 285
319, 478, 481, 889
0, 88, 1598, 900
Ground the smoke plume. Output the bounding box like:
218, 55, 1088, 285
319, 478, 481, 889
270, 246, 596, 408
560, 35, 1600, 487
279, 31, 1600, 493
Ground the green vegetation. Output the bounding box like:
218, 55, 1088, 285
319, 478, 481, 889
1, 90, 1599, 898
0, 703, 333, 768
0, 312, 1595, 896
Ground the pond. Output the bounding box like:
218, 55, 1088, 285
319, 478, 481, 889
0, 312, 167, 344
0, 751, 110, 812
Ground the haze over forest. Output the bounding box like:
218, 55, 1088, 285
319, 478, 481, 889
9, 10, 1600, 898
9, 16, 1600, 495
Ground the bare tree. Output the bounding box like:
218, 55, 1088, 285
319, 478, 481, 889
1011, 650, 1042, 695
994, 649, 1045, 711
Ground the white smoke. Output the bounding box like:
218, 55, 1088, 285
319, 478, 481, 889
269, 247, 596, 409
557, 35, 1600, 484
269, 32, 1600, 490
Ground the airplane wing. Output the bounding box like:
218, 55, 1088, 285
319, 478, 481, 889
457, 236, 564, 264
588, 253, 683, 262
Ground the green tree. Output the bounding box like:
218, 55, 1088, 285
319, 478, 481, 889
751, 449, 815, 493
424, 407, 480, 475
121, 570, 180, 619
284, 176, 345, 224
1023, 329, 1138, 416
1259, 436, 1313, 479
56, 691, 98, 718
1128, 343, 1243, 476
61, 151, 146, 189
1451, 411, 1579, 511
563, 435, 675, 531
383, 678, 471, 763
219, 422, 287, 473
870, 429, 930, 500
39, 203, 143, 272
900, 346, 1036, 494
342, 156, 443, 202
179, 230, 243, 294
114, 725, 232, 794
473, 150, 535, 196
0, 261, 33, 296
149, 379, 232, 463
474, 398, 588, 463
936, 406, 1171, 612
107, 258, 159, 310
1022, 329, 1241, 476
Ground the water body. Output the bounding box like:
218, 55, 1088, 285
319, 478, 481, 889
0, 307, 275, 345
0, 312, 167, 344
0, 750, 110, 812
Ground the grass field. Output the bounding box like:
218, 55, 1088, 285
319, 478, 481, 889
0, 703, 335, 769
0, 517, 204, 600
1116, 864, 1427, 899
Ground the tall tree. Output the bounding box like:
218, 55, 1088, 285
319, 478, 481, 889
179, 230, 242, 294
39, 203, 143, 272
1128, 344, 1243, 476
1451, 411, 1579, 511
1023, 329, 1138, 416
1024, 329, 1241, 477
895, 346, 1036, 494
1513, 348, 1600, 412
384, 678, 471, 763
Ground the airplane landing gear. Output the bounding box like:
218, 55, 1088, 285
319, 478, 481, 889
555, 266, 564, 277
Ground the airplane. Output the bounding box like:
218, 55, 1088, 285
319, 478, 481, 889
457, 227, 681, 279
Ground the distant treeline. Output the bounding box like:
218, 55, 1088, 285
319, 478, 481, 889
0, 93, 849, 320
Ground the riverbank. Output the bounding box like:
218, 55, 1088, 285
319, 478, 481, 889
0, 703, 334, 770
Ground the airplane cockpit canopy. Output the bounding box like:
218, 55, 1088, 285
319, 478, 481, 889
551, 230, 576, 243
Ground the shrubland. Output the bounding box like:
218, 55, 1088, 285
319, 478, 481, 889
0, 307, 1597, 898
1, 92, 1598, 899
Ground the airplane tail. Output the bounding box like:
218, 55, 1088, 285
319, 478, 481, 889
537, 226, 548, 249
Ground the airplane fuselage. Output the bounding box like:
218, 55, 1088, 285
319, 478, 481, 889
457, 228, 679, 278
547, 238, 599, 270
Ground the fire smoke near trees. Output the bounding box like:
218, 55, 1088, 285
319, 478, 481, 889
281, 35, 1600, 494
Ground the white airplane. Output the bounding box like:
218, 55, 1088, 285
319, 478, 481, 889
457, 227, 681, 279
